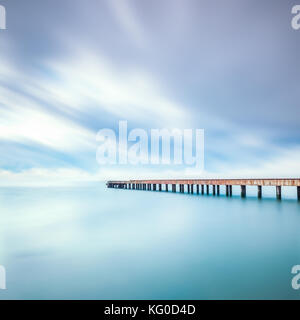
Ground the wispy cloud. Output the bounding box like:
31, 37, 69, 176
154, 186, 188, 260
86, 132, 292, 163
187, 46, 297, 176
107, 0, 147, 48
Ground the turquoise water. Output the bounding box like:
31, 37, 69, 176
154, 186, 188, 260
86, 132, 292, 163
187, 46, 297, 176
0, 183, 299, 300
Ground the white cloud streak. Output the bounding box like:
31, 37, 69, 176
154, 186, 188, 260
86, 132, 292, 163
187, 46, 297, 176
0, 145, 299, 187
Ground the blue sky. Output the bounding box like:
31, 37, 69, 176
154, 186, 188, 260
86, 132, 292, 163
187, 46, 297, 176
0, 0, 300, 185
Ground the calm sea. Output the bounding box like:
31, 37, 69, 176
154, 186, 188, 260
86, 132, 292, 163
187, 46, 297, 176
0, 183, 299, 299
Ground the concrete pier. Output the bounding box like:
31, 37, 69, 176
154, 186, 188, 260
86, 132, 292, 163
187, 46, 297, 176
107, 179, 300, 201
166, 184, 168, 192
276, 186, 281, 200
241, 185, 246, 198
258, 186, 262, 198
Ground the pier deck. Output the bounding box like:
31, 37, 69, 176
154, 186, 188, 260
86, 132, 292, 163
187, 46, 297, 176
107, 179, 300, 200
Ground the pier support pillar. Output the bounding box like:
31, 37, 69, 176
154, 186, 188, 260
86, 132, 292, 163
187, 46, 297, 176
165, 184, 168, 192
217, 185, 220, 195
133, 184, 136, 190
298, 186, 300, 201
258, 186, 262, 198
172, 184, 176, 192
181, 184, 184, 193
213, 185, 216, 195
191, 184, 194, 194
197, 185, 199, 194
226, 185, 229, 196
159, 184, 162, 191
241, 185, 246, 198
276, 186, 281, 200
206, 185, 209, 195
153, 184, 156, 191
187, 185, 190, 193
229, 185, 232, 196
201, 185, 204, 194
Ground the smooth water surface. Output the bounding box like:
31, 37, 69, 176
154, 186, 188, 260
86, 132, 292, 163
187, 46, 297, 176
0, 183, 299, 299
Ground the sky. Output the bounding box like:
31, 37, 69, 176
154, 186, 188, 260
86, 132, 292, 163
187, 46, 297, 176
0, 0, 300, 186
